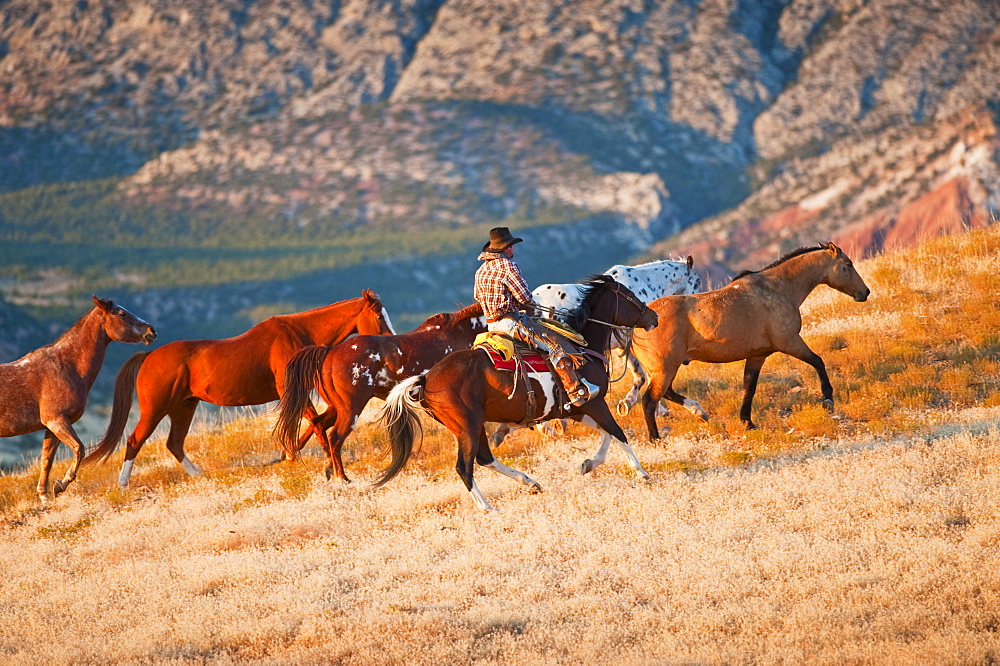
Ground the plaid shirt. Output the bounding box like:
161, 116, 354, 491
474, 254, 534, 322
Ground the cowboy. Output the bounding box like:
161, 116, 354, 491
474, 226, 598, 407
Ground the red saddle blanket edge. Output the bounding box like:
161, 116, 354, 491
479, 345, 551, 373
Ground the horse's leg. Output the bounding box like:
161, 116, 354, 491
322, 404, 357, 484
36, 430, 59, 501
740, 354, 770, 430
44, 416, 86, 497
117, 406, 169, 488
781, 337, 834, 409
618, 351, 648, 416
288, 400, 323, 459
663, 386, 709, 421
488, 422, 512, 448
475, 426, 542, 493
439, 408, 495, 512
577, 407, 648, 480
164, 398, 202, 477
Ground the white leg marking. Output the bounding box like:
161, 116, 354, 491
180, 456, 201, 477
684, 398, 708, 420
118, 459, 134, 488
469, 480, 497, 513
484, 460, 541, 491
578, 416, 648, 480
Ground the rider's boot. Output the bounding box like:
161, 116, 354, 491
550, 352, 599, 407
512, 322, 598, 408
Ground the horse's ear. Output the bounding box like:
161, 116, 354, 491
362, 289, 379, 303
824, 242, 839, 255
686, 255, 694, 269
92, 295, 113, 312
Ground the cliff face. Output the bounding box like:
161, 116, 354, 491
1, 0, 998, 280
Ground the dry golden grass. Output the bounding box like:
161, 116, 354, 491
3, 225, 1000, 663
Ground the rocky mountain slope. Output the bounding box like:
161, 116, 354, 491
0, 0, 998, 307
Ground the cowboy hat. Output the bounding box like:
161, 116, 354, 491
482, 227, 523, 253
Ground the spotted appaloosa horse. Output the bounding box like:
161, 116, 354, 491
533, 257, 701, 315
274, 303, 486, 483
0, 297, 156, 500
377, 276, 658, 512
626, 243, 870, 437
83, 291, 394, 488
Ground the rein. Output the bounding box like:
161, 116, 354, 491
534, 283, 647, 383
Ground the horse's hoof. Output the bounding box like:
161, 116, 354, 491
821, 398, 834, 411
38, 493, 50, 504
528, 482, 543, 494
616, 401, 630, 416
53, 480, 68, 496
744, 422, 757, 431
580, 459, 594, 475
636, 471, 650, 482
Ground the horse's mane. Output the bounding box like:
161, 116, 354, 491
565, 274, 614, 331
730, 244, 827, 282
419, 302, 484, 330
447, 302, 483, 327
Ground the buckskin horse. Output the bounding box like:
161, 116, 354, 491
83, 291, 394, 487
377, 275, 658, 512
0, 297, 156, 500
273, 303, 486, 483
624, 242, 870, 437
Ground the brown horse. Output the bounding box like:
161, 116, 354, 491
624, 242, 870, 437
0, 297, 156, 500
83, 290, 394, 487
377, 276, 658, 512
274, 303, 486, 483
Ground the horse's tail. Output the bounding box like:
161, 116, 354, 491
84, 351, 150, 465
372, 375, 426, 488
274, 345, 332, 459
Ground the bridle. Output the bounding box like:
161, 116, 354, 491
536, 280, 650, 382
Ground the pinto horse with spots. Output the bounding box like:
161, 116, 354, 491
376, 276, 658, 512
83, 291, 394, 487
274, 303, 486, 483
625, 243, 870, 437
0, 297, 156, 500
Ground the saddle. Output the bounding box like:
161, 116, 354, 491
474, 332, 550, 372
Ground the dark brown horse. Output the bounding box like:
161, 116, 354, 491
83, 291, 394, 487
0, 297, 156, 500
624, 242, 870, 437
377, 276, 658, 512
274, 303, 486, 483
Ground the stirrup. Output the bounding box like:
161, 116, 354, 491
567, 379, 600, 408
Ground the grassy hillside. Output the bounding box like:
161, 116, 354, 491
2, 225, 1000, 662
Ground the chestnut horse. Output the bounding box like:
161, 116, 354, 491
83, 290, 394, 487
0, 297, 156, 500
377, 276, 658, 512
274, 303, 486, 483
624, 242, 870, 437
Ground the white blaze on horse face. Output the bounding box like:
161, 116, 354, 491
381, 308, 397, 335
